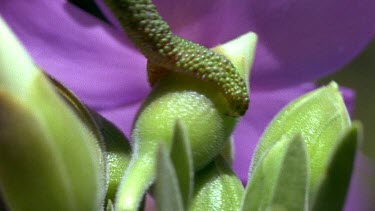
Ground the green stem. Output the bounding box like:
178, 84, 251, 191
114, 153, 156, 211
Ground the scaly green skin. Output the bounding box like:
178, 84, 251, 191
104, 0, 249, 116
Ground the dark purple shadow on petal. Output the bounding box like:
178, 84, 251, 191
68, 0, 110, 24
94, 0, 126, 31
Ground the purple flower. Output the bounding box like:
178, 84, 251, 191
1, 0, 374, 210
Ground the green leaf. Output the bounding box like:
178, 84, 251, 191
311, 123, 361, 211
170, 120, 194, 209
106, 200, 114, 211
155, 145, 184, 211
0, 17, 105, 210
250, 82, 350, 195
270, 135, 308, 211
190, 156, 244, 211
241, 135, 308, 211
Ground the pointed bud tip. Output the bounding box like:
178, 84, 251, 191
0, 16, 40, 98
212, 32, 258, 87
327, 81, 339, 91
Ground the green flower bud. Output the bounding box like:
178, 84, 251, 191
0, 17, 105, 210
134, 72, 238, 168
247, 82, 351, 206
115, 72, 238, 211
115, 32, 257, 211
191, 156, 244, 211
103, 1, 257, 209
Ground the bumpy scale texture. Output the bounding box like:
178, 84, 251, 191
104, 0, 249, 116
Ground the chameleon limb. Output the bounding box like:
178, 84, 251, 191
102, 1, 248, 210
104, 0, 249, 116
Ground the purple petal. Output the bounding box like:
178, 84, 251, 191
164, 0, 375, 88
2, 0, 373, 107
341, 86, 356, 116
97, 0, 375, 88
246, 0, 375, 89
0, 1, 370, 209
0, 0, 150, 110
98, 101, 143, 139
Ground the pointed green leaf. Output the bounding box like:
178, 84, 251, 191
106, 200, 114, 211
190, 156, 244, 211
270, 135, 308, 211
311, 123, 361, 211
170, 120, 193, 209
250, 82, 350, 194
155, 145, 184, 211
242, 135, 308, 211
